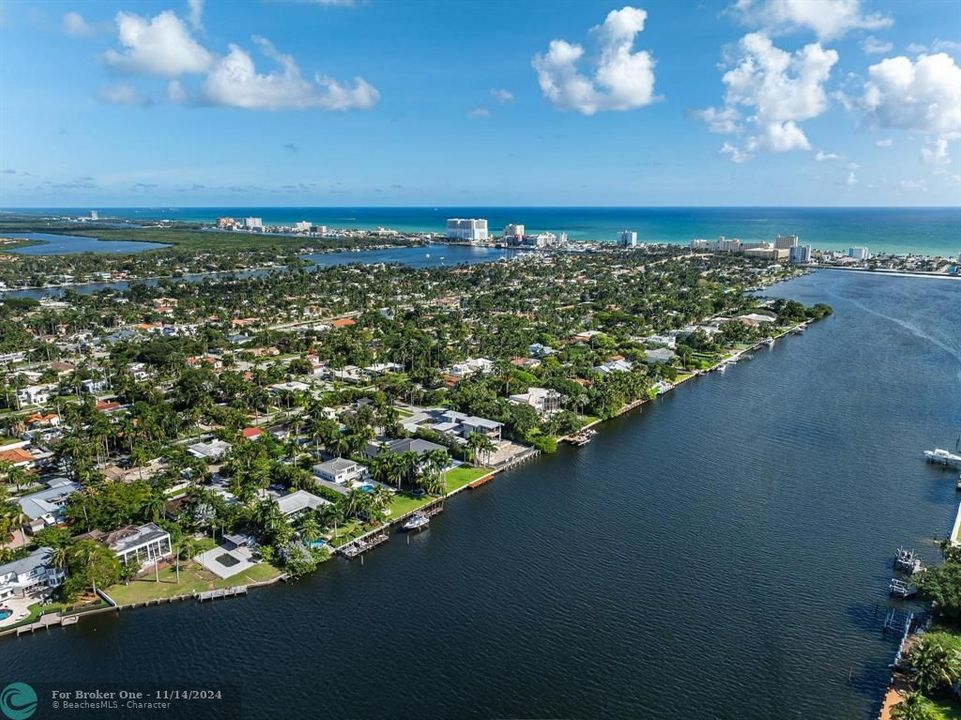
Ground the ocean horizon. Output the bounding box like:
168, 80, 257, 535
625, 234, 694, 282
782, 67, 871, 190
4, 206, 960, 257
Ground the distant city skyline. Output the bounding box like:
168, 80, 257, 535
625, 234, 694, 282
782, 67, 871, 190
1, 0, 959, 206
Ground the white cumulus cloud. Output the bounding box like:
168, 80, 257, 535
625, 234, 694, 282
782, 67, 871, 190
697, 33, 838, 161
201, 36, 379, 111
731, 0, 892, 41
104, 10, 213, 77
532, 6, 657, 115
861, 52, 961, 164
815, 150, 841, 161
490, 88, 514, 103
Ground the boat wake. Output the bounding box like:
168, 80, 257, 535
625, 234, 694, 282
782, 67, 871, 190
833, 292, 961, 384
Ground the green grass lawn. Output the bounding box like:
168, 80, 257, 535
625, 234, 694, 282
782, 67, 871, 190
106, 561, 281, 605
327, 471, 492, 547
931, 697, 961, 720
445, 466, 492, 493
577, 415, 600, 428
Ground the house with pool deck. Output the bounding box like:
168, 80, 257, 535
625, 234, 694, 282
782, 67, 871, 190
0, 547, 65, 601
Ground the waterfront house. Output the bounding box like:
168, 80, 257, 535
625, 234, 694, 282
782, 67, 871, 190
594, 359, 634, 374
367, 437, 448, 460
98, 523, 172, 567
276, 490, 330, 522
313, 458, 367, 485
737, 312, 777, 326
508, 387, 564, 415
17, 479, 81, 532
187, 439, 232, 460
644, 348, 677, 365
401, 409, 503, 443
0, 548, 65, 601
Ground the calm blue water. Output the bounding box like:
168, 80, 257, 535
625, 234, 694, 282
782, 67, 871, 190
4, 232, 169, 255
5, 207, 960, 256
3, 270, 959, 719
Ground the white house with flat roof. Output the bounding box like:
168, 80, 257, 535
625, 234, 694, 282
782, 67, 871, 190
16, 385, 54, 406
313, 458, 367, 485
0, 548, 65, 600
187, 439, 231, 460
508, 387, 564, 415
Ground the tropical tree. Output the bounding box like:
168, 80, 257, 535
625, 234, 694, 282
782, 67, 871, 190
466, 432, 496, 467
909, 633, 961, 694
64, 539, 122, 599
891, 692, 938, 720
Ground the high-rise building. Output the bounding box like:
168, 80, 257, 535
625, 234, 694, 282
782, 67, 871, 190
244, 217, 264, 231
715, 236, 741, 252
789, 245, 812, 264
293, 221, 311, 232
447, 218, 488, 243
618, 230, 637, 248
848, 246, 869, 261
775, 234, 799, 249
89, 210, 99, 221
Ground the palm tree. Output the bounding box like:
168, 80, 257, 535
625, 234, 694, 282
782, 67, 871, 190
423, 448, 451, 495
891, 692, 938, 720
174, 536, 205, 585
910, 634, 961, 694
466, 432, 496, 467
295, 512, 321, 543
343, 488, 370, 520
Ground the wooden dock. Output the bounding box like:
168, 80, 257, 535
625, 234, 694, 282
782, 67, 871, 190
198, 585, 248, 602
340, 532, 389, 559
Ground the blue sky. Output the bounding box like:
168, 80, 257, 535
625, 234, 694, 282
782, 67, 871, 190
0, 0, 959, 206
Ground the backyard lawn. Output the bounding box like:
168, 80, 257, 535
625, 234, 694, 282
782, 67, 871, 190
445, 466, 492, 493
106, 562, 281, 605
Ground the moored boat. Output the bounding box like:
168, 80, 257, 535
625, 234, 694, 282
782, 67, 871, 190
403, 512, 429, 531
567, 429, 598, 447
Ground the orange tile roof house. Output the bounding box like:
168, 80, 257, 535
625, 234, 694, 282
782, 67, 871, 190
0, 447, 35, 467
331, 317, 357, 329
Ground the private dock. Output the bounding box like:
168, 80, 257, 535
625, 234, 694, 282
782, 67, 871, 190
340, 532, 389, 559
893, 547, 924, 574
198, 586, 248, 602
888, 578, 917, 599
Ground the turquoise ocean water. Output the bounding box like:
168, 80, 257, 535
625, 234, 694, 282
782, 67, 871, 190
5, 207, 960, 256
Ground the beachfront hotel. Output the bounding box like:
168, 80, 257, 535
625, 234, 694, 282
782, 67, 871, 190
446, 218, 489, 243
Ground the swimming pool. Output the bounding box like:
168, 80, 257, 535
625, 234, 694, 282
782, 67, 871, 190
359, 483, 375, 493
0, 608, 12, 621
